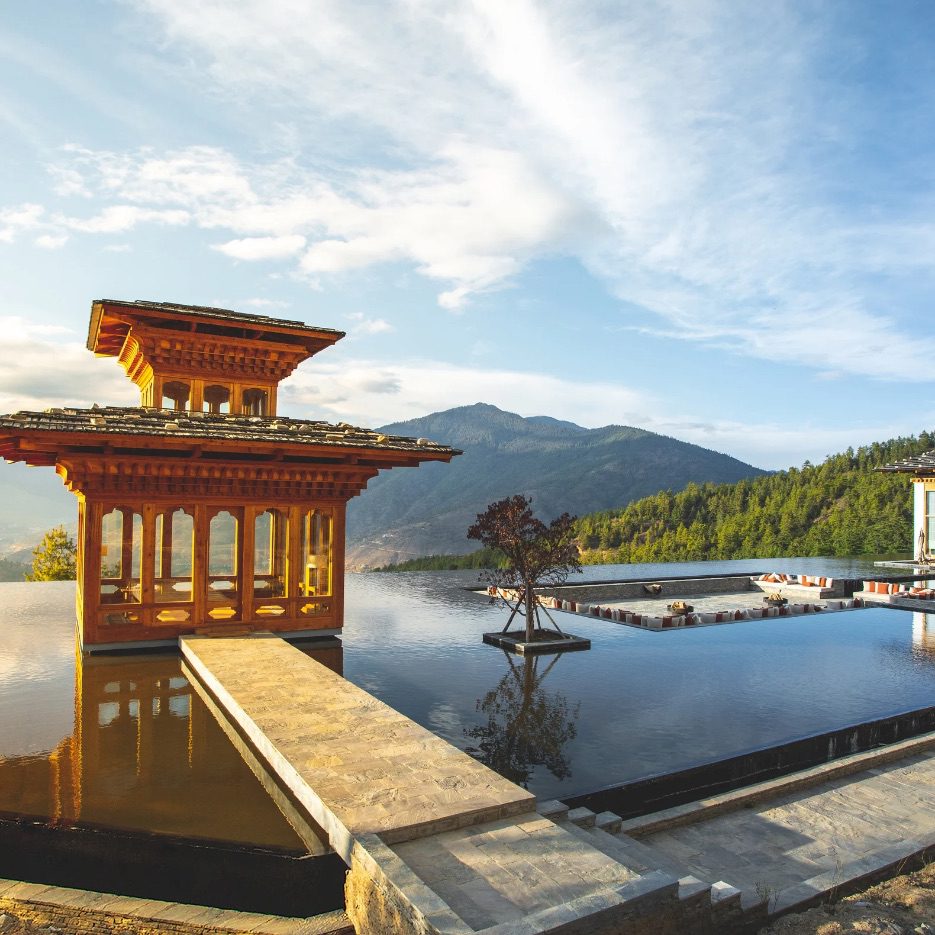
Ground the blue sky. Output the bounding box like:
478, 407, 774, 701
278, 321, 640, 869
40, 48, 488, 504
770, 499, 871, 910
1, 1, 934, 470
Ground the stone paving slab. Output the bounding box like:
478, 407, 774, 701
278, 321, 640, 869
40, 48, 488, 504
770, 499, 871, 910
391, 812, 644, 929
181, 634, 535, 855
600, 590, 828, 616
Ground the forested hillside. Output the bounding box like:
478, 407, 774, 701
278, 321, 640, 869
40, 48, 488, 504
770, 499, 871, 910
576, 433, 933, 563
373, 433, 933, 571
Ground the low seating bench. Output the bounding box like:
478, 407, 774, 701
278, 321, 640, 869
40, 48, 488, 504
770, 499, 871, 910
751, 573, 843, 599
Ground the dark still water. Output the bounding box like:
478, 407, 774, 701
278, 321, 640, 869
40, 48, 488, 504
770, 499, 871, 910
1, 557, 934, 844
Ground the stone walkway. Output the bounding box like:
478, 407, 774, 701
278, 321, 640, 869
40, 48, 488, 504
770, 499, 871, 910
181, 634, 683, 935
181, 633, 534, 849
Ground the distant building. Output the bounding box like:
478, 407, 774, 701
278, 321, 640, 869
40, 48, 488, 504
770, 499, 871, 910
878, 450, 935, 563
0, 299, 459, 651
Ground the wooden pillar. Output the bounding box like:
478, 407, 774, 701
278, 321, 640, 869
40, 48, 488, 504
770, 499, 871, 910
192, 504, 208, 628
288, 505, 301, 616
241, 507, 255, 623
79, 500, 103, 647
159, 508, 174, 583
120, 507, 133, 587
190, 380, 204, 413
141, 503, 156, 624
332, 501, 346, 629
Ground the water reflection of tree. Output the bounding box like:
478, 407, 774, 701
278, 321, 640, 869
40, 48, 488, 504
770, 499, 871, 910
465, 652, 580, 788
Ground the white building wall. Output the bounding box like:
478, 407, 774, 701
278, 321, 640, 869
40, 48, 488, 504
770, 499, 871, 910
915, 480, 927, 556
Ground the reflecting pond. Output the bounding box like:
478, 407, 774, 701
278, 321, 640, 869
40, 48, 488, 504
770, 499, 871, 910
1, 556, 934, 845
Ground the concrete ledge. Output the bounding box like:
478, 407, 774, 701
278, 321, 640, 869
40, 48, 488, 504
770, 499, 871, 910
567, 709, 935, 822
618, 728, 935, 838
0, 877, 353, 934
482, 631, 590, 655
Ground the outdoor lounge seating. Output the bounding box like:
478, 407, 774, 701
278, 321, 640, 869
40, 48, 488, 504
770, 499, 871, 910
852, 581, 935, 604
751, 573, 843, 599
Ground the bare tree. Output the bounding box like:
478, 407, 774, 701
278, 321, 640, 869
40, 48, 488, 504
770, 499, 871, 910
467, 495, 581, 642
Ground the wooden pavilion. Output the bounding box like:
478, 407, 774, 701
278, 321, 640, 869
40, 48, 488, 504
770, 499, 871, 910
0, 299, 459, 651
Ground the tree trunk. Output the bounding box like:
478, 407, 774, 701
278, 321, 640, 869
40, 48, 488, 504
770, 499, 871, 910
525, 581, 536, 642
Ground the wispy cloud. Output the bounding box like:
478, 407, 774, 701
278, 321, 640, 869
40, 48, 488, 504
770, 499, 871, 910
0, 322, 924, 468
214, 234, 306, 261
35, 233, 68, 249
346, 312, 394, 335
3, 0, 933, 384
0, 319, 133, 412
279, 353, 929, 469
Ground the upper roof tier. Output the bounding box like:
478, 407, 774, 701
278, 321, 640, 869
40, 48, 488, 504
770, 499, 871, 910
87, 298, 347, 416
88, 298, 345, 356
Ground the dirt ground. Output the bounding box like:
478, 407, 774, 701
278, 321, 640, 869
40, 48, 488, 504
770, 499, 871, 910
761, 860, 935, 935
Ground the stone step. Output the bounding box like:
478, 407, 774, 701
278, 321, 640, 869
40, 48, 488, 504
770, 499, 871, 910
535, 799, 569, 821
595, 810, 623, 834
565, 806, 596, 828
556, 817, 702, 887
710, 880, 745, 930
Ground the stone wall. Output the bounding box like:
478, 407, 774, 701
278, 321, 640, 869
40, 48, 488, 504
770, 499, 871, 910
539, 575, 757, 603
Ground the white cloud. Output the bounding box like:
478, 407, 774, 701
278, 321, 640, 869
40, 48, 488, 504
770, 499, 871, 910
60, 204, 190, 234
346, 312, 394, 335
0, 204, 44, 242
213, 234, 306, 260
35, 140, 581, 309
281, 356, 652, 433
34, 233, 68, 250
242, 297, 290, 308
0, 320, 134, 413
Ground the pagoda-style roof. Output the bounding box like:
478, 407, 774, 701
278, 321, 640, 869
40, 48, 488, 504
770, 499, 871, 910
0, 407, 459, 501
0, 406, 458, 465
877, 450, 935, 477
88, 298, 344, 357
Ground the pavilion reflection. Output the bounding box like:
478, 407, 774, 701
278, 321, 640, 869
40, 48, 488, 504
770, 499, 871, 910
0, 639, 342, 848
912, 612, 935, 660
464, 651, 580, 789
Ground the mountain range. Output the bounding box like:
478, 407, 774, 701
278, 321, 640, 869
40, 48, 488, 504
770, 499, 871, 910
345, 403, 766, 568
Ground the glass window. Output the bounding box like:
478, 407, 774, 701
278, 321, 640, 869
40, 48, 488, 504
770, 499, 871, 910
155, 508, 194, 603
927, 491, 935, 553
100, 507, 142, 604
301, 510, 332, 598
207, 510, 240, 618
203, 384, 231, 414
254, 509, 288, 598
161, 381, 190, 411
242, 388, 268, 417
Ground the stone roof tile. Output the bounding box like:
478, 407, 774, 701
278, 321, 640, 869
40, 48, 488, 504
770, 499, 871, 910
0, 406, 459, 456
877, 450, 935, 474
93, 298, 343, 334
